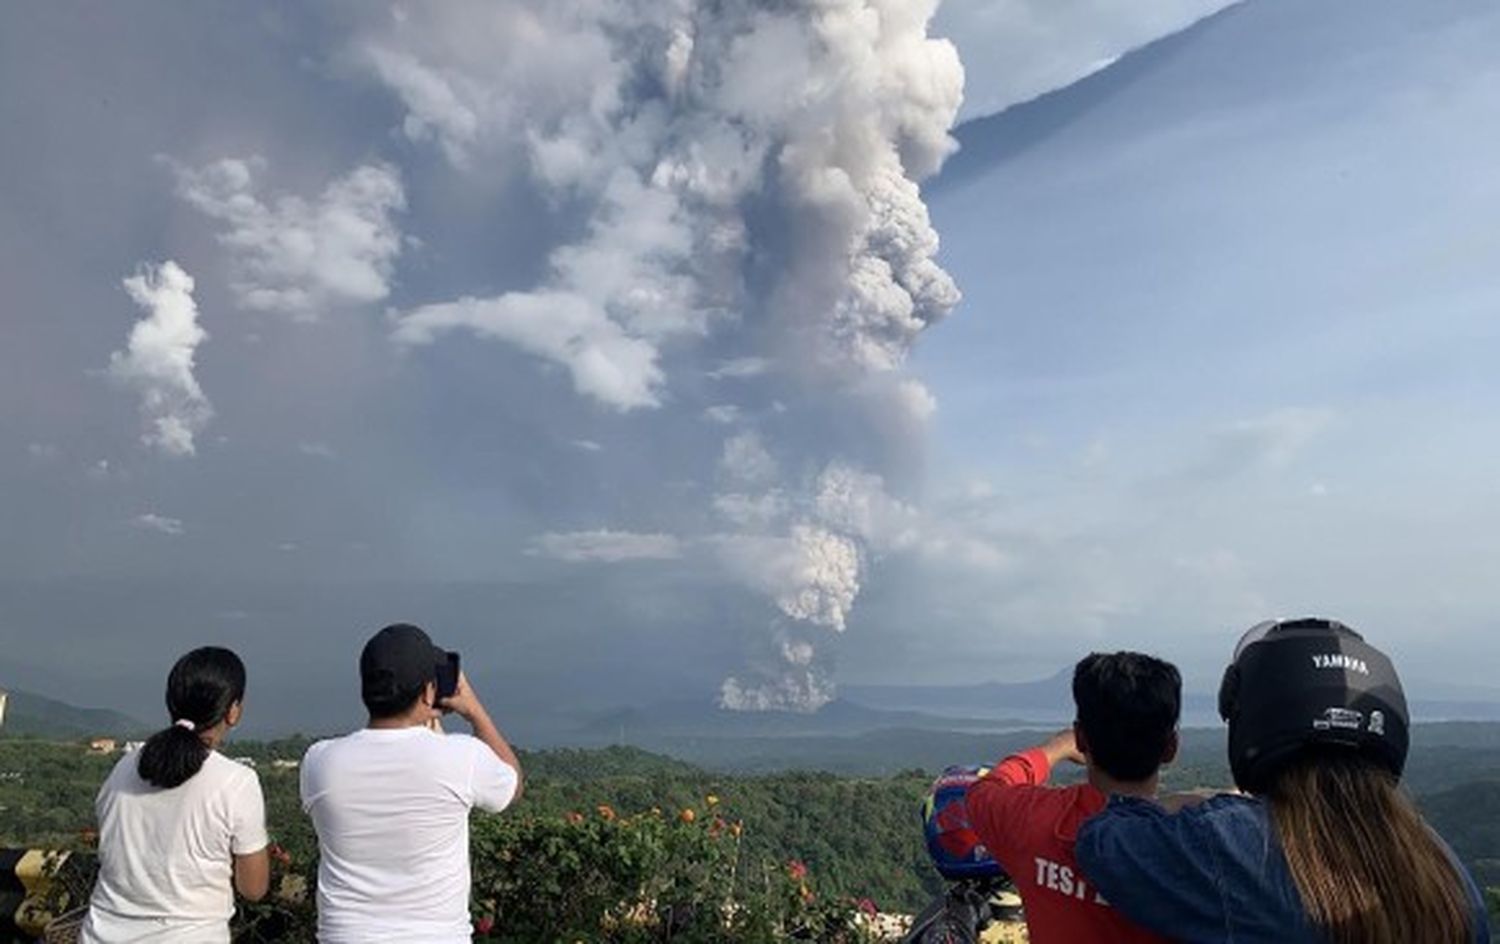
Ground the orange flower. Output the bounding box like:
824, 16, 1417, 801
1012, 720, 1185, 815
596, 804, 617, 821
730, 821, 744, 838
679, 808, 696, 823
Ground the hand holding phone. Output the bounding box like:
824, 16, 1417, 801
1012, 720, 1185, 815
435, 652, 461, 709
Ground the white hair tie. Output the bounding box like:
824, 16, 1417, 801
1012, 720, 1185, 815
174, 718, 197, 732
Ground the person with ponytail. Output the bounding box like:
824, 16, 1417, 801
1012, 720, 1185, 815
1076, 618, 1490, 943
81, 647, 269, 943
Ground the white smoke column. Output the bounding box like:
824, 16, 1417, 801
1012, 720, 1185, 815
109, 261, 212, 457
357, 0, 964, 709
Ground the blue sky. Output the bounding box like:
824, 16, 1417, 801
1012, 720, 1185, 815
2, 0, 1498, 732
891, 0, 1500, 687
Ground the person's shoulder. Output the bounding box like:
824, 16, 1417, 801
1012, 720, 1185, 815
298, 733, 365, 779
99, 749, 141, 789
203, 751, 258, 786
434, 731, 491, 760
302, 732, 360, 760
1162, 793, 1269, 846
1188, 793, 1264, 823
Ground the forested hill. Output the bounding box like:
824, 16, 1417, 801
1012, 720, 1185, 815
0, 689, 146, 739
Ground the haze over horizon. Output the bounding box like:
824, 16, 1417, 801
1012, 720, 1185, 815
4, 0, 1500, 738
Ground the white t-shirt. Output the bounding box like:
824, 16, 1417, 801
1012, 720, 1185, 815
299, 727, 518, 943
82, 750, 268, 944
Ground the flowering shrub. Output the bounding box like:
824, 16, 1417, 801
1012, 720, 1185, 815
225, 798, 881, 942
470, 802, 879, 942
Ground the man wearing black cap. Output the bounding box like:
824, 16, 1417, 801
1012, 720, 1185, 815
300, 623, 523, 942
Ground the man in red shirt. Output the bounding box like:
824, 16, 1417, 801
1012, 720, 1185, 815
966, 652, 1181, 944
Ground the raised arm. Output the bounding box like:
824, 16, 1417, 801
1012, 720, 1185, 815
967, 729, 1084, 855
441, 670, 524, 805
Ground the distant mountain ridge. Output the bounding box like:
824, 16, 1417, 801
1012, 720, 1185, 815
574, 697, 1020, 742
0, 688, 148, 739
844, 670, 1075, 717
846, 671, 1500, 723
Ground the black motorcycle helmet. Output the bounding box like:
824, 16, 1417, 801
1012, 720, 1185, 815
1217, 617, 1409, 794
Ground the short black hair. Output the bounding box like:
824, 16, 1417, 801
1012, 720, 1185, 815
1073, 651, 1181, 782
362, 680, 428, 720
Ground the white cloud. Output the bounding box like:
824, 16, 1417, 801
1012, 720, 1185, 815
298, 442, 337, 459
132, 513, 185, 536
393, 290, 664, 410
108, 261, 212, 457
702, 405, 742, 425
26, 443, 59, 462
571, 439, 604, 452
355, 44, 481, 166
170, 157, 405, 320
718, 431, 779, 488
529, 529, 684, 563
708, 358, 772, 380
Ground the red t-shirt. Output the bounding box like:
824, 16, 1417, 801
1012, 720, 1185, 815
966, 749, 1172, 944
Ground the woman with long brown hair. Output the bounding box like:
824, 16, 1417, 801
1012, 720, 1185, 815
1075, 617, 1489, 943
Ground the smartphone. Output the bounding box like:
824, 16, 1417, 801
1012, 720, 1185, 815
435, 651, 461, 703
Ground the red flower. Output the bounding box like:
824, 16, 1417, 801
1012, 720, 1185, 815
786, 859, 808, 881
475, 915, 495, 936
269, 843, 292, 866
858, 897, 879, 917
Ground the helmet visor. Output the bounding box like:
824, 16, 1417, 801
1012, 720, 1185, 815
1232, 619, 1282, 661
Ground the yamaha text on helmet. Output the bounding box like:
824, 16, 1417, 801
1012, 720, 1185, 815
1217, 617, 1408, 794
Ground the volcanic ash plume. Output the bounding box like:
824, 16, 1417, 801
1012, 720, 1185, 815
357, 0, 964, 710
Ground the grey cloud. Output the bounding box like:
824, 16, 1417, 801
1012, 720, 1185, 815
529, 530, 684, 563
354, 0, 965, 707
131, 513, 186, 536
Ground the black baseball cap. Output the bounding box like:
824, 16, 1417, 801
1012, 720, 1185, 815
360, 623, 447, 708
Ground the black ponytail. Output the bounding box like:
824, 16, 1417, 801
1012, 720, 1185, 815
136, 647, 246, 789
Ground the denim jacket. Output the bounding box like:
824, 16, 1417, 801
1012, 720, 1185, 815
1075, 794, 1491, 944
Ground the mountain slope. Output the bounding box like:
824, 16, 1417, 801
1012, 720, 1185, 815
1, 688, 148, 739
